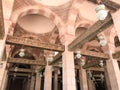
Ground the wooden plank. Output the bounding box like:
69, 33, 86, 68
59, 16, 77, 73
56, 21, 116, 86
9, 68, 35, 73
49, 50, 109, 66
68, 13, 113, 51
83, 61, 99, 69
49, 53, 62, 65
8, 58, 46, 66
88, 0, 120, 11
0, 0, 5, 39
6, 35, 65, 52
86, 67, 104, 71
75, 65, 104, 71
102, 0, 120, 11
8, 73, 29, 77
78, 49, 109, 59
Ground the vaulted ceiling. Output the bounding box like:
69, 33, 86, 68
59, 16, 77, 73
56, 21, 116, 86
1, 0, 120, 74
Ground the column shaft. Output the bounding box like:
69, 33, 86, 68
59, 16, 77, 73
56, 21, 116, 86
44, 65, 52, 90
102, 43, 120, 90
62, 50, 76, 90
35, 73, 41, 90
54, 68, 58, 90
79, 67, 88, 90
30, 76, 35, 90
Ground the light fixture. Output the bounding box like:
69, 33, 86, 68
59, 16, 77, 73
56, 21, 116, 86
98, 35, 107, 46
98, 35, 104, 40
58, 62, 62, 67
99, 60, 104, 67
100, 73, 104, 83
58, 69, 61, 75
40, 73, 43, 77
99, 39, 107, 46
95, 4, 108, 20
76, 51, 82, 59
14, 67, 18, 72
80, 59, 85, 66
19, 49, 25, 57
48, 54, 53, 62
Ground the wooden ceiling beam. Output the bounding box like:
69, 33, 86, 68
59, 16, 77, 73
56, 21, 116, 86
49, 50, 109, 66
9, 68, 35, 73
8, 73, 29, 77
6, 35, 65, 52
78, 49, 109, 59
83, 61, 99, 69
88, 0, 120, 11
68, 13, 113, 51
0, 0, 5, 39
8, 57, 46, 66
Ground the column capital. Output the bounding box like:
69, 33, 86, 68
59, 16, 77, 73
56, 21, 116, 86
60, 33, 75, 45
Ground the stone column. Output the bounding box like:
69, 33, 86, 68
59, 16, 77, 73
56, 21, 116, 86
102, 43, 120, 90
104, 67, 111, 90
79, 66, 88, 90
87, 77, 96, 90
44, 65, 52, 90
35, 72, 41, 90
54, 68, 58, 90
30, 75, 35, 90
0, 61, 7, 89
61, 34, 76, 90
0, 0, 14, 88
0, 69, 8, 90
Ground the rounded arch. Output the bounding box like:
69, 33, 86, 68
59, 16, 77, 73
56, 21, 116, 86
10, 5, 65, 37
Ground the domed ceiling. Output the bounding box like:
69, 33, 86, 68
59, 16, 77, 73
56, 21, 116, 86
18, 14, 55, 34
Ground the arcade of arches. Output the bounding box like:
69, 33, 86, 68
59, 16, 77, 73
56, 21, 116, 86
0, 0, 120, 90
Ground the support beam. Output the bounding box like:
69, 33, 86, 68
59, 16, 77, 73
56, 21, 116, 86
83, 61, 99, 69
77, 49, 109, 59
9, 68, 35, 73
6, 35, 65, 52
49, 50, 109, 66
8, 73, 29, 76
88, 0, 120, 11
68, 13, 113, 51
0, 0, 5, 39
8, 58, 46, 66
75, 65, 104, 71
